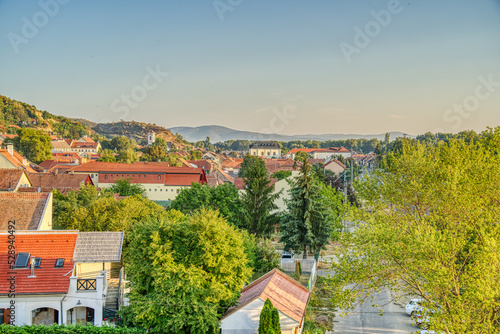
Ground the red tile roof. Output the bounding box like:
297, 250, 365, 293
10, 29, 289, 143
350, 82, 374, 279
187, 159, 213, 171
323, 159, 346, 169
0, 169, 28, 191
222, 269, 310, 323
287, 148, 316, 155
0, 231, 78, 295
25, 172, 93, 194
70, 161, 207, 186
0, 192, 51, 230
0, 149, 37, 173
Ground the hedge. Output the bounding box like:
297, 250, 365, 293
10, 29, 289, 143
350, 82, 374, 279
0, 324, 146, 334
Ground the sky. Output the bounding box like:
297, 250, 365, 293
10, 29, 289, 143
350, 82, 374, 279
0, 0, 499, 136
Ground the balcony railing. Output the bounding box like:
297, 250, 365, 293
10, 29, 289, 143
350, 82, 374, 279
77, 279, 97, 291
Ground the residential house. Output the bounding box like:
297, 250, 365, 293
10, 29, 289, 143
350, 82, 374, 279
187, 159, 214, 173
286, 147, 351, 160
0, 169, 32, 192
51, 139, 101, 157
0, 230, 124, 326
0, 134, 18, 145
249, 141, 281, 158
0, 192, 53, 231
220, 269, 310, 334
0, 144, 38, 173
68, 161, 207, 201
322, 159, 346, 177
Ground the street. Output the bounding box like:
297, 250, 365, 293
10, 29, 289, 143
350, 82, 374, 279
328, 287, 417, 334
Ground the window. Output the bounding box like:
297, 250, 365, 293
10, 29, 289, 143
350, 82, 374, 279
105, 175, 108, 179
14, 252, 30, 268
155, 189, 157, 191
149, 189, 151, 191
34, 258, 41, 268
55, 258, 64, 267
158, 175, 161, 180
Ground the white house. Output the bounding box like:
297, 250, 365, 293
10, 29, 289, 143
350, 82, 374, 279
249, 141, 281, 159
68, 161, 207, 201
0, 230, 124, 326
220, 269, 310, 334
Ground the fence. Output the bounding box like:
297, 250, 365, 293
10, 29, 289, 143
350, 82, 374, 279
280, 258, 317, 291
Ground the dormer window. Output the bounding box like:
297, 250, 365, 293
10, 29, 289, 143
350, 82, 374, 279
55, 258, 64, 267
14, 252, 30, 268
34, 258, 41, 268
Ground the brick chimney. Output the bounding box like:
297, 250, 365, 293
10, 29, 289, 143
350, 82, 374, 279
6, 143, 14, 156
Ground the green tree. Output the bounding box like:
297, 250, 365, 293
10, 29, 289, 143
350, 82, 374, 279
110, 135, 134, 151
98, 149, 116, 162
170, 183, 242, 226
140, 145, 167, 162
118, 148, 138, 163
123, 209, 252, 333
12, 128, 51, 164
294, 150, 309, 163
107, 178, 146, 197
152, 137, 167, 147
329, 134, 500, 333
239, 154, 264, 179
272, 170, 292, 181
165, 154, 181, 167
281, 160, 340, 259
188, 150, 202, 160
239, 155, 281, 237
258, 299, 281, 334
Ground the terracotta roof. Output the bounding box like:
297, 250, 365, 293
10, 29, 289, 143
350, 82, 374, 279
323, 159, 346, 169
70, 141, 98, 149
73, 232, 124, 262
0, 149, 37, 173
0, 192, 51, 230
39, 160, 61, 170
287, 148, 316, 155
0, 231, 78, 295
214, 168, 235, 184
187, 159, 213, 171
0, 169, 28, 191
307, 159, 324, 165
222, 269, 309, 323
206, 174, 222, 187
26, 172, 93, 193
51, 140, 71, 149
314, 147, 351, 153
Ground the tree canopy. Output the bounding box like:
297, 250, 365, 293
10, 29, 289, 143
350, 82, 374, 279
170, 182, 242, 226
107, 178, 146, 197
122, 209, 252, 333
329, 130, 500, 333
12, 128, 52, 164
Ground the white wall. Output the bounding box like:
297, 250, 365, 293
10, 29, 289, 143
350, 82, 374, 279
0, 274, 105, 326
221, 298, 299, 334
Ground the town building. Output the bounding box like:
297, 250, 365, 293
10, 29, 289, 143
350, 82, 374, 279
147, 131, 156, 145
0, 230, 124, 326
0, 169, 32, 192
68, 161, 207, 201
249, 141, 281, 158
0, 192, 53, 230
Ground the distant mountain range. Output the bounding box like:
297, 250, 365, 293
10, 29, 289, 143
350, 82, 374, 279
169, 125, 410, 143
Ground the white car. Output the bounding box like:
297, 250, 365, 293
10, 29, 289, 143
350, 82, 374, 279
405, 298, 424, 316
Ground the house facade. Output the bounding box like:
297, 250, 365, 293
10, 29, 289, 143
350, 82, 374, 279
0, 192, 53, 231
221, 269, 310, 334
0, 230, 124, 326
69, 161, 207, 201
249, 141, 281, 159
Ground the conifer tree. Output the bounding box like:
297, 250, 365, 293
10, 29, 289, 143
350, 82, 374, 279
281, 160, 337, 258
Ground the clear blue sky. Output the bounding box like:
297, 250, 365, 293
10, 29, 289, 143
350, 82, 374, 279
1, 0, 499, 136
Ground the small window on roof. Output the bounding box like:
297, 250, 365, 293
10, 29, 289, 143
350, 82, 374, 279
55, 258, 64, 267
34, 258, 41, 268
14, 252, 30, 268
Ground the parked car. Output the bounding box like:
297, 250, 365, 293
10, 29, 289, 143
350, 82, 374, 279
406, 298, 424, 316
280, 251, 294, 263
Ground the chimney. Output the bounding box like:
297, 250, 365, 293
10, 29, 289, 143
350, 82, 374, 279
28, 257, 36, 278
6, 143, 14, 156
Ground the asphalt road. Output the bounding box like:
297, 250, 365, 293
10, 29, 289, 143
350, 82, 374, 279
328, 287, 418, 334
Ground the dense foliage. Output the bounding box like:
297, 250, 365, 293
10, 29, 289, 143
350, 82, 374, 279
329, 127, 500, 333
239, 155, 281, 237
122, 209, 252, 333
107, 178, 146, 197
281, 160, 343, 258
170, 182, 242, 226
12, 128, 52, 164
0, 324, 145, 333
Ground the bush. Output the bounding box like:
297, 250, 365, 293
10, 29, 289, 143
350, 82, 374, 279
0, 324, 145, 333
